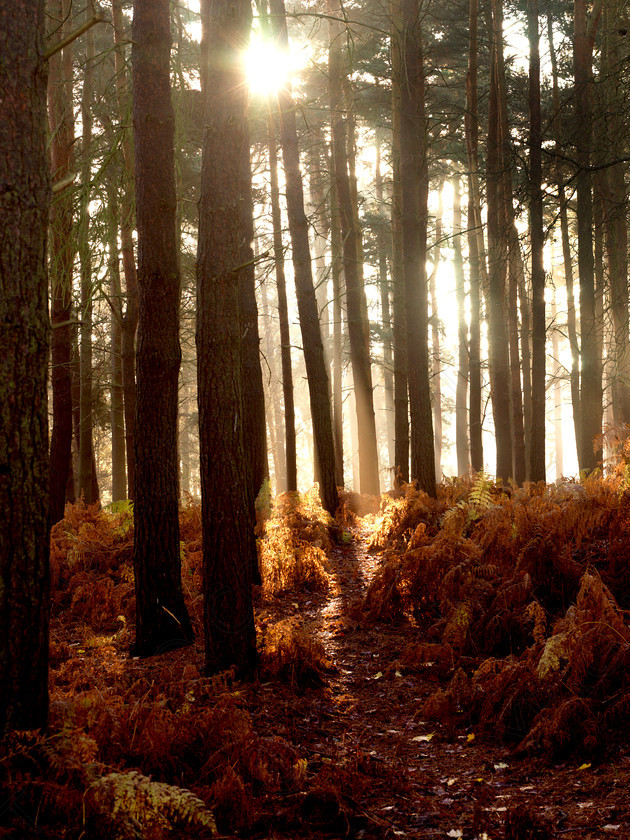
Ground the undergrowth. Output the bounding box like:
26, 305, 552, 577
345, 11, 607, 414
8, 469, 630, 838
362, 472, 630, 758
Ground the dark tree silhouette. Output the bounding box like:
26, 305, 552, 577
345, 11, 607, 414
131, 0, 193, 656
197, 0, 257, 675
0, 0, 50, 731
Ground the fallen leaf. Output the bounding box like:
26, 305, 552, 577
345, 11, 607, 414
374, 671, 384, 680
494, 762, 508, 770
466, 733, 475, 742
577, 763, 592, 771
395, 669, 403, 677
412, 734, 434, 742
603, 825, 621, 832
447, 830, 463, 838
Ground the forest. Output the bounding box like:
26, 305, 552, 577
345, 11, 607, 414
1, 0, 630, 836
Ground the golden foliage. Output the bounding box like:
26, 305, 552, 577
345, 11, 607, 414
86, 770, 217, 838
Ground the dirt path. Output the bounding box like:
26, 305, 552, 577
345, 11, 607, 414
251, 525, 630, 839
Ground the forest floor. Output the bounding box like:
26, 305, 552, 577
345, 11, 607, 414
248, 516, 630, 840
3, 479, 630, 839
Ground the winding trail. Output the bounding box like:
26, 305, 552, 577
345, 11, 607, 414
251, 525, 629, 839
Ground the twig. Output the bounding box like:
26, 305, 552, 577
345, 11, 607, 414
44, 15, 105, 61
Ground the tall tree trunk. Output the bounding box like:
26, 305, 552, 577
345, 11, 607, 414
398, 0, 435, 496
268, 114, 297, 492
507, 240, 526, 484
239, 136, 268, 514
113, 0, 138, 500
465, 0, 484, 473
375, 138, 395, 476
551, 281, 564, 478
452, 175, 470, 476
429, 185, 443, 480
78, 15, 95, 504
330, 151, 345, 487
0, 0, 50, 732
308, 125, 330, 345
260, 278, 287, 492
48, 0, 75, 524
107, 182, 127, 501
132, 0, 193, 657
600, 0, 630, 425
391, 0, 409, 484
548, 15, 581, 459
574, 0, 603, 471
328, 0, 380, 495
270, 0, 338, 514
486, 0, 513, 483
197, 0, 257, 674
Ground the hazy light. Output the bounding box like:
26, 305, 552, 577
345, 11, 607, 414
244, 34, 310, 96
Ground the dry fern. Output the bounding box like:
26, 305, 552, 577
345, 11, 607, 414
86, 770, 217, 839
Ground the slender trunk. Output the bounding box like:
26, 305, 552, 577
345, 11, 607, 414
465, 0, 484, 472
260, 278, 286, 492
601, 0, 630, 424
78, 16, 95, 504
113, 0, 138, 500
375, 138, 395, 475
486, 0, 513, 483
328, 0, 380, 495
429, 185, 443, 480
391, 22, 409, 486
48, 0, 75, 524
270, 0, 338, 513
308, 125, 330, 346
107, 182, 127, 501
551, 283, 564, 478
517, 234, 532, 475
132, 0, 193, 656
398, 0, 435, 496
268, 113, 297, 492
239, 136, 268, 514
330, 150, 345, 487
548, 15, 581, 459
453, 175, 470, 476
507, 241, 526, 484
574, 0, 603, 471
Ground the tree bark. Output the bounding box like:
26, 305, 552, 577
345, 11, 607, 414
107, 181, 127, 502
329, 148, 345, 487
78, 14, 95, 503
452, 176, 470, 476
574, 0, 603, 471
600, 0, 630, 425
112, 0, 138, 500
0, 0, 50, 732
270, 0, 338, 514
398, 0, 435, 496
551, 281, 564, 478
268, 114, 297, 492
375, 138, 395, 476
239, 136, 269, 518
132, 0, 193, 657
429, 186, 443, 480
548, 15, 581, 460
197, 0, 257, 674
485, 0, 513, 483
48, 0, 75, 524
328, 0, 380, 495
465, 0, 484, 473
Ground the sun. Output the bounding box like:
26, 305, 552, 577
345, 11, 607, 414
244, 34, 309, 96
